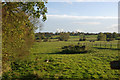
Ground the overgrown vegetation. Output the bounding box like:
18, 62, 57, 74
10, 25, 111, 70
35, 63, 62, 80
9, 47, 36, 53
58, 32, 70, 41
2, 41, 119, 79
35, 32, 120, 42
61, 45, 87, 54
2, 1, 47, 73
97, 32, 119, 41
2, 2, 120, 80
79, 35, 86, 41
97, 32, 106, 41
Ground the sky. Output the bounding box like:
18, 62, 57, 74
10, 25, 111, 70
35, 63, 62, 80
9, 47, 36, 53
37, 2, 118, 33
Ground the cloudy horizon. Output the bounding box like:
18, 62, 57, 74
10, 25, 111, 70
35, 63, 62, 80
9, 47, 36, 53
36, 2, 118, 33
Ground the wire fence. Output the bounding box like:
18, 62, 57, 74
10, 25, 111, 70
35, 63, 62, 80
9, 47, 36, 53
79, 42, 119, 49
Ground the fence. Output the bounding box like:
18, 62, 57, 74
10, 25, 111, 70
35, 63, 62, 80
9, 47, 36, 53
79, 42, 119, 49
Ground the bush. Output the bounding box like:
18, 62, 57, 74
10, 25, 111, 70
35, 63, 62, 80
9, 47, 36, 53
107, 38, 115, 41
79, 38, 83, 41
61, 45, 87, 54
79, 36, 86, 41
36, 37, 42, 42
83, 38, 86, 41
59, 32, 69, 41
115, 37, 120, 40
89, 40, 95, 42
43, 38, 48, 42
97, 33, 106, 41
50, 37, 53, 39
79, 38, 86, 41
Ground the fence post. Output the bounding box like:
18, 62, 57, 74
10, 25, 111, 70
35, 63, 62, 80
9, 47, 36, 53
105, 43, 106, 48
100, 42, 101, 48
92, 42, 94, 47
110, 43, 112, 49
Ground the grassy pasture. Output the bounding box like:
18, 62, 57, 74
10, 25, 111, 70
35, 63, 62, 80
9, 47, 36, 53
85, 35, 97, 41
51, 35, 98, 42
2, 35, 120, 79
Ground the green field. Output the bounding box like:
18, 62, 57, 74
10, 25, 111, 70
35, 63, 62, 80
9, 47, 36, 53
3, 35, 120, 79
3, 2, 120, 80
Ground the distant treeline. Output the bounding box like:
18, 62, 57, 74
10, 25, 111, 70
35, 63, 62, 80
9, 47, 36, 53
98, 32, 120, 41
35, 32, 70, 41
35, 32, 120, 42
35, 32, 98, 38
55, 32, 98, 36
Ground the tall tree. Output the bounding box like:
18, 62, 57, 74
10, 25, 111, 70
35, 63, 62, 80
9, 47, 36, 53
2, 1, 47, 72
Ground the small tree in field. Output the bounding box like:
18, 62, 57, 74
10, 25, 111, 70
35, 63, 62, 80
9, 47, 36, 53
59, 32, 70, 41
113, 32, 117, 39
97, 32, 106, 41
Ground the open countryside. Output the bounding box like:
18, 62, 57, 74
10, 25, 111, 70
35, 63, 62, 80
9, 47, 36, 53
2, 1, 120, 80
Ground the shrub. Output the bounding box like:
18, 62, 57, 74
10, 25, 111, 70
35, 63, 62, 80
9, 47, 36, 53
79, 38, 83, 41
97, 33, 106, 41
61, 45, 87, 54
43, 38, 48, 42
89, 40, 95, 42
79, 36, 86, 41
83, 38, 86, 41
59, 32, 69, 41
79, 38, 86, 41
116, 37, 120, 40
36, 37, 42, 42
50, 37, 53, 39
107, 38, 115, 41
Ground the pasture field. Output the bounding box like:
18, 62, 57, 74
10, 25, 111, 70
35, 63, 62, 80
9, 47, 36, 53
2, 35, 120, 79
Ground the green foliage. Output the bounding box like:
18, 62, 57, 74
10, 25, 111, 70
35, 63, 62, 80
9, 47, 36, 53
58, 32, 70, 41
79, 36, 86, 41
2, 2, 47, 21
2, 41, 119, 79
116, 37, 120, 40
36, 37, 42, 42
113, 32, 117, 39
61, 45, 87, 54
106, 33, 115, 41
35, 32, 53, 40
97, 33, 106, 41
106, 38, 115, 41
43, 38, 48, 42
98, 32, 118, 41
2, 2, 47, 73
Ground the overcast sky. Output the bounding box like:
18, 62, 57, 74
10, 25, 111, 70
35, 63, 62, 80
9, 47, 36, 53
37, 2, 118, 33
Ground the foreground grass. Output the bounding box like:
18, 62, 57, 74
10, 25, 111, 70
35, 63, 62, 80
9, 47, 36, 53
3, 41, 120, 79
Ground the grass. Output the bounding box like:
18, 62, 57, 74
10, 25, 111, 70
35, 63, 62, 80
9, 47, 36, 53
2, 35, 120, 79
30, 41, 119, 79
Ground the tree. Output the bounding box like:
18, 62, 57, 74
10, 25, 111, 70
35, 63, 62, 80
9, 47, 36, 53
105, 32, 115, 41
35, 32, 45, 39
97, 32, 106, 41
2, 1, 48, 72
59, 32, 70, 41
113, 32, 117, 39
